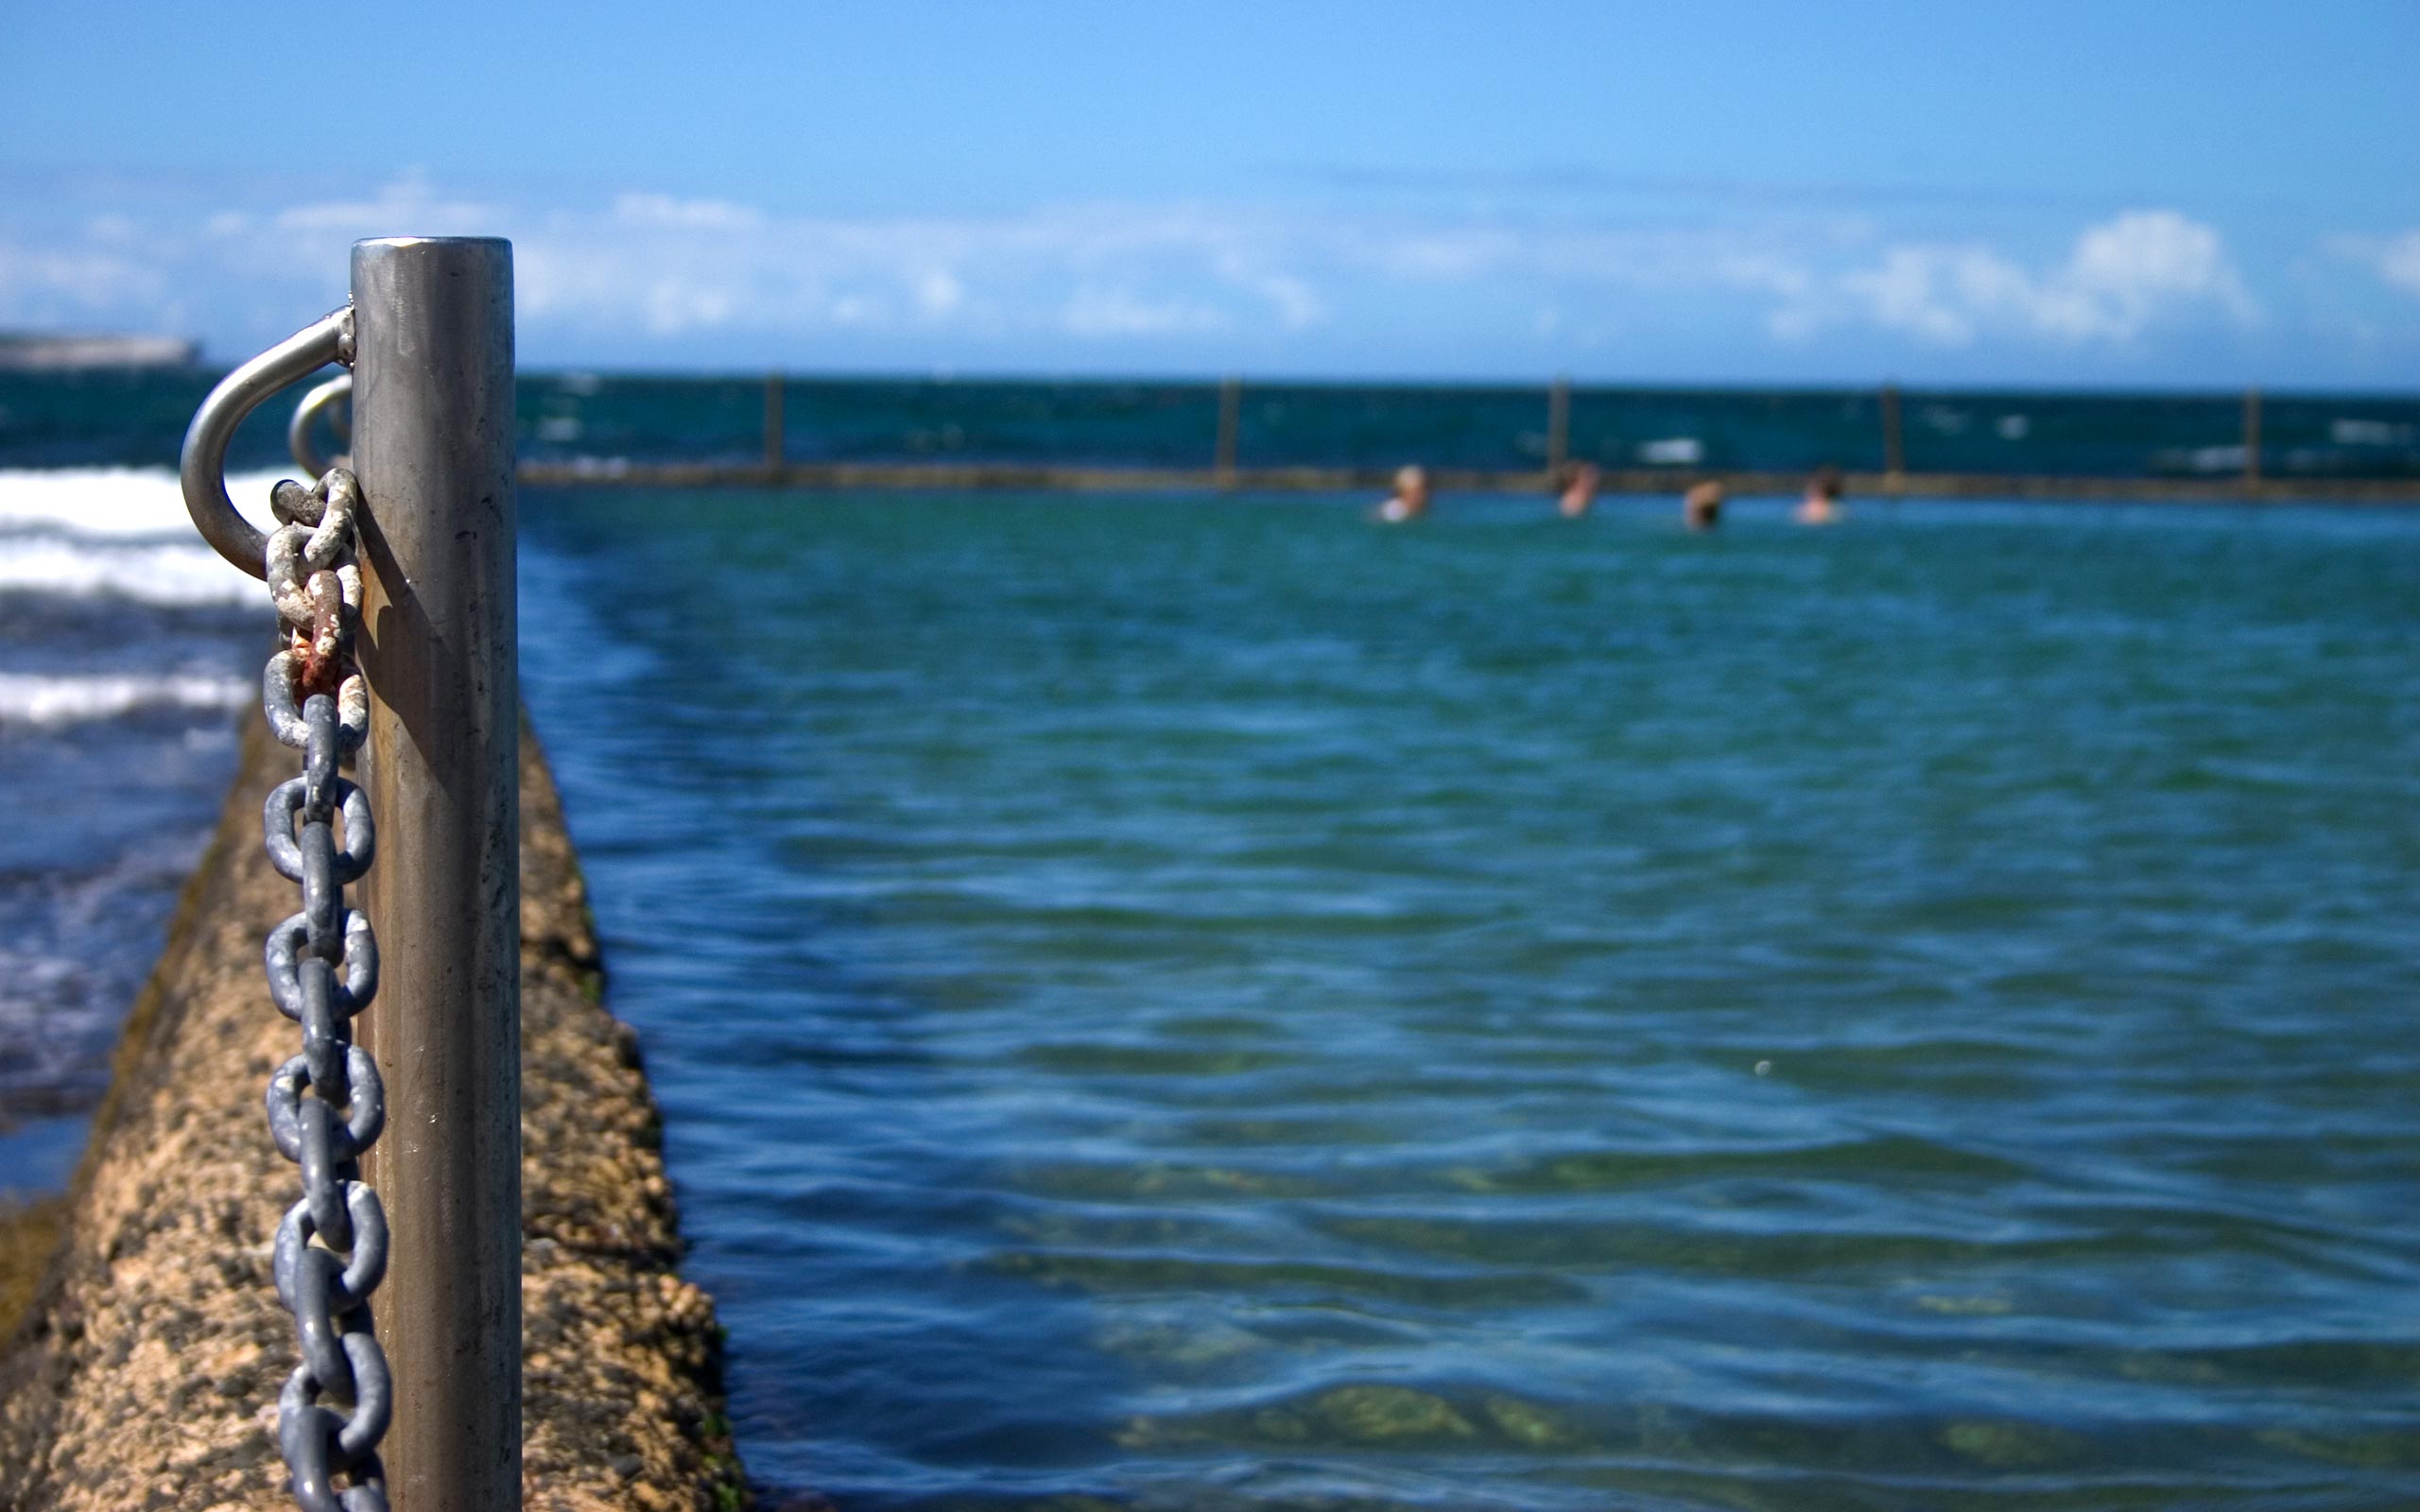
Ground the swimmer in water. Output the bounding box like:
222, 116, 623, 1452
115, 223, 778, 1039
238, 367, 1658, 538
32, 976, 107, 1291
1557, 461, 1600, 519
1795, 465, 1843, 525
1374, 464, 1430, 524
1683, 479, 1724, 531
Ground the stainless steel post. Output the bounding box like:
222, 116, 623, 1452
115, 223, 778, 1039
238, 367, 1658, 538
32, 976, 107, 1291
349, 236, 521, 1512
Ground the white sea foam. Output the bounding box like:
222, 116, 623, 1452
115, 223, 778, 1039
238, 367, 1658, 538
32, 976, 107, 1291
0, 671, 251, 727
0, 467, 293, 539
1637, 437, 1705, 466
0, 536, 259, 606
2179, 444, 2249, 474
2331, 419, 2414, 447
0, 467, 283, 606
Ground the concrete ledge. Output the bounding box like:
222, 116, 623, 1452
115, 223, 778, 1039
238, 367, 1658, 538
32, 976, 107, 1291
0, 714, 746, 1511
514, 458, 2420, 505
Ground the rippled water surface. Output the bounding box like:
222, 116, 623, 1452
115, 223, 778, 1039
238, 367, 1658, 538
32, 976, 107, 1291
0, 470, 261, 1153
516, 490, 2420, 1510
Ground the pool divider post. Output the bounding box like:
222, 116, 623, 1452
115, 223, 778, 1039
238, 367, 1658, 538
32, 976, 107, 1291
766, 370, 786, 480
1215, 375, 1240, 491
2243, 387, 2262, 491
349, 235, 523, 1512
1546, 374, 1569, 485
1880, 382, 1906, 493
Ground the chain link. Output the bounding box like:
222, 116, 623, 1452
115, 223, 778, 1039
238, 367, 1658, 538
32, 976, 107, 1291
259, 468, 391, 1512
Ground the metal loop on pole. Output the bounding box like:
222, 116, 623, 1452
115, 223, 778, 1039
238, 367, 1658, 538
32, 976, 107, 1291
180, 307, 354, 578
290, 374, 354, 479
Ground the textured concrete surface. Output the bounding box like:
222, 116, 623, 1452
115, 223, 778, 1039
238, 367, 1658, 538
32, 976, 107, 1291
0, 714, 747, 1511
0, 1202, 62, 1351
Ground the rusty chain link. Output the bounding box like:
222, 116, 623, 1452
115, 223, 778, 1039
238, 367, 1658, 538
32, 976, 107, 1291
258, 467, 390, 1512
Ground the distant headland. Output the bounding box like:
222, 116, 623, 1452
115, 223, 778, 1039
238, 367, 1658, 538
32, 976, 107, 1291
0, 332, 199, 371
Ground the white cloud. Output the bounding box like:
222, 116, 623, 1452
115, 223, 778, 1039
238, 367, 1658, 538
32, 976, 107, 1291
1209, 250, 1322, 329
0, 177, 2299, 369
638, 278, 737, 336
613, 193, 764, 231
0, 237, 166, 321
2060, 210, 2257, 333
1060, 286, 1227, 336
1803, 210, 2256, 346
1372, 228, 1518, 281
270, 174, 496, 235
1253, 271, 1322, 329
2385, 233, 2420, 296
2340, 230, 2420, 299
913, 268, 964, 318
1348, 223, 1821, 300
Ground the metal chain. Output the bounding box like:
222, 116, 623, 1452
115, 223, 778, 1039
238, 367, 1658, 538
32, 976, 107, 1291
258, 468, 391, 1512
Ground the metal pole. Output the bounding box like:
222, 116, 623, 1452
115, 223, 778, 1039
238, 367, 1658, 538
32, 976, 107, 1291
1880, 382, 1906, 486
1546, 375, 1569, 479
2243, 386, 2262, 490
765, 370, 786, 478
1215, 375, 1240, 491
349, 236, 521, 1512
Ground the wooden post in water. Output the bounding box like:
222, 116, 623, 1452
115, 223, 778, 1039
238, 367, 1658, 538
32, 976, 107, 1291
765, 371, 786, 479
1880, 382, 1906, 489
1215, 375, 1240, 491
1547, 374, 1570, 481
2243, 387, 2263, 490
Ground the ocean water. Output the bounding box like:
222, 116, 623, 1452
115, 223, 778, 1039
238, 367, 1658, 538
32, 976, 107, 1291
513, 487, 2419, 1510
0, 468, 266, 1176
7, 369, 2420, 477
2, 445, 2417, 1505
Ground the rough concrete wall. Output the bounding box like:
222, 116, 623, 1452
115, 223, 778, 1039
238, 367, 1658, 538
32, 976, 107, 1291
0, 715, 746, 1511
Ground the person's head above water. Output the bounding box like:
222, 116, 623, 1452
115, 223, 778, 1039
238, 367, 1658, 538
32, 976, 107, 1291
1684, 480, 1724, 530
1558, 461, 1600, 518
1796, 465, 1844, 524
1377, 464, 1431, 523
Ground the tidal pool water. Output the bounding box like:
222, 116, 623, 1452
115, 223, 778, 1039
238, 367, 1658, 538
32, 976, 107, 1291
517, 490, 2420, 1510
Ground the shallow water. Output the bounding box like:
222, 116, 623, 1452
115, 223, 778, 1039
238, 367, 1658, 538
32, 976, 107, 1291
517, 490, 2420, 1510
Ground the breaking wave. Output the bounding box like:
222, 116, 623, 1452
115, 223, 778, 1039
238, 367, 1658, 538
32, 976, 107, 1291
0, 671, 251, 727
0, 467, 288, 607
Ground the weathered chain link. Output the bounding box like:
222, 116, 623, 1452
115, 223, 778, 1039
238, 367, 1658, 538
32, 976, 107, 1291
259, 468, 390, 1512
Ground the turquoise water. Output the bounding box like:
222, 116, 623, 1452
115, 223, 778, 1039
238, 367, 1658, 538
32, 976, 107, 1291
518, 490, 2420, 1510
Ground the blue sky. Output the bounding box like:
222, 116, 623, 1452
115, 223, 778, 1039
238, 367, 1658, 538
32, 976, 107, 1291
3, 2, 2415, 385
